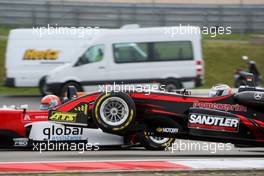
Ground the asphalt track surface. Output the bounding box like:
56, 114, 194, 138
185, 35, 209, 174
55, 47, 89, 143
0, 96, 264, 173
0, 95, 41, 110
0, 147, 264, 163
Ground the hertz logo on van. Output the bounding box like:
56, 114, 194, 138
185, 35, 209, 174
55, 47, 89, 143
23, 49, 59, 60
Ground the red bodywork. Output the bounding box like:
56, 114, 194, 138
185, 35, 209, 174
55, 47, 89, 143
0, 109, 48, 138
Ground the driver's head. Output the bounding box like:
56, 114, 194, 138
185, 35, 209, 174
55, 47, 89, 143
40, 95, 61, 110
209, 84, 233, 97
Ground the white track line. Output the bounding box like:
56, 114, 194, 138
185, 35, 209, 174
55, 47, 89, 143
169, 159, 264, 169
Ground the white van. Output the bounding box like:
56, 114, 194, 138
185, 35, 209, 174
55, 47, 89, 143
4, 28, 102, 94
46, 26, 204, 96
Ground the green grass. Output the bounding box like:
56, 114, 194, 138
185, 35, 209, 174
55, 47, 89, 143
0, 27, 11, 36
203, 40, 264, 88
202, 33, 254, 40
0, 28, 264, 94
0, 86, 39, 95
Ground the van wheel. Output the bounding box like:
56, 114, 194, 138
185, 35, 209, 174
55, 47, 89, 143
61, 82, 83, 97
137, 131, 175, 150
164, 81, 182, 92
93, 92, 136, 133
39, 76, 49, 96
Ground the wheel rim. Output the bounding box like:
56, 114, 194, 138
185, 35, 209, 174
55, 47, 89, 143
149, 136, 170, 144
99, 97, 129, 126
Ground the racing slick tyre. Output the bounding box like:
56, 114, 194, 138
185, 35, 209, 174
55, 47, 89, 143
93, 92, 136, 133
137, 131, 175, 150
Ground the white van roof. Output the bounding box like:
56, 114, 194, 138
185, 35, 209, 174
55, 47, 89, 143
8, 28, 108, 40
92, 26, 201, 43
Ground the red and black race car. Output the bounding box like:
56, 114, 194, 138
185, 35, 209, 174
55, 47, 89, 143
48, 81, 264, 148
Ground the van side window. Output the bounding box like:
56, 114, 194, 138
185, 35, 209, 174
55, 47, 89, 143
153, 41, 193, 61
75, 44, 104, 66
113, 43, 148, 63
113, 41, 193, 63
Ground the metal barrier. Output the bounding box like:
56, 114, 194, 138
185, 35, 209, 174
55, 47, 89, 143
0, 0, 263, 33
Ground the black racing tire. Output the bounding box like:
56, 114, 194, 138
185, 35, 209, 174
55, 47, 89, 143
164, 80, 182, 92
137, 131, 175, 150
39, 76, 49, 96
93, 92, 136, 134
60, 81, 83, 98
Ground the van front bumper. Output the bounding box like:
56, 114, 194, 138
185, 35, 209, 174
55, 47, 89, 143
46, 83, 63, 95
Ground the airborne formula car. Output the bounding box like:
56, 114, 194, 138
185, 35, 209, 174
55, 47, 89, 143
48, 82, 264, 148
0, 98, 172, 150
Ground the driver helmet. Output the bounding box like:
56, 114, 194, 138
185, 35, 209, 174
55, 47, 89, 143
209, 84, 233, 97
40, 95, 61, 110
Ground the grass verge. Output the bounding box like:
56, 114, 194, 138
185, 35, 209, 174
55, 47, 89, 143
203, 40, 264, 87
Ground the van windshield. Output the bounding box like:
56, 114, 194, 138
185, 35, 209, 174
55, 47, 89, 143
75, 44, 104, 66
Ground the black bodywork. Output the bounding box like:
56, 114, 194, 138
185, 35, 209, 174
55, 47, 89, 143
48, 86, 264, 147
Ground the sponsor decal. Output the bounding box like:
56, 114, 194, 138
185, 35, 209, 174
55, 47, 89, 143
49, 111, 77, 123
193, 102, 247, 112
13, 138, 28, 147
23, 49, 59, 60
43, 125, 83, 140
156, 127, 179, 134
23, 114, 31, 121
188, 113, 239, 132
74, 104, 88, 115
34, 115, 48, 119
254, 92, 262, 101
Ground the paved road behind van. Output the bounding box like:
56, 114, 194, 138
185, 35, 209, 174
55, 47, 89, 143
0, 95, 41, 109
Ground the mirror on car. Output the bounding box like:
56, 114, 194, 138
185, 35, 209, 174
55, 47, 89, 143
67, 86, 78, 100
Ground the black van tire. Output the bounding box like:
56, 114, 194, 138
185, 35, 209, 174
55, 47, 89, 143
39, 76, 48, 96
163, 80, 182, 92
93, 92, 136, 133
